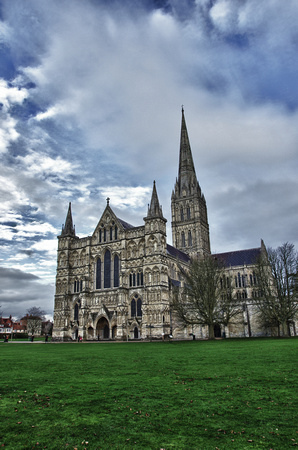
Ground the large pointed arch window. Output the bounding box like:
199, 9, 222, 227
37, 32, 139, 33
131, 298, 136, 317
131, 295, 142, 317
137, 297, 142, 317
104, 250, 111, 288
180, 207, 184, 221
188, 231, 192, 247
74, 303, 79, 321
181, 232, 186, 247
114, 254, 119, 287
96, 258, 101, 289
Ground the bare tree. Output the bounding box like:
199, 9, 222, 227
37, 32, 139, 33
25, 307, 46, 336
26, 307, 46, 320
172, 255, 242, 339
255, 242, 298, 336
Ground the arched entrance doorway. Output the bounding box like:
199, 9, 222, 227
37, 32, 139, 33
134, 327, 139, 339
87, 326, 94, 340
214, 323, 221, 338
112, 325, 117, 339
72, 328, 78, 340
96, 317, 110, 340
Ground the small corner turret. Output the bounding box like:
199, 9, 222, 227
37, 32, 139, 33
144, 181, 167, 238
145, 181, 166, 221
60, 202, 76, 238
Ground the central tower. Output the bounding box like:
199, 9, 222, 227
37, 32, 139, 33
171, 108, 210, 257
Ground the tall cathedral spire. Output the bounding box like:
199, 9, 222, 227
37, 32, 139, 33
171, 108, 210, 257
61, 202, 76, 237
178, 107, 197, 190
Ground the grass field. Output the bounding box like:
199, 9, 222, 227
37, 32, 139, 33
0, 338, 297, 449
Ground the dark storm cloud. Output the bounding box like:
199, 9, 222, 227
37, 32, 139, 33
0, 267, 54, 318
0, 266, 39, 283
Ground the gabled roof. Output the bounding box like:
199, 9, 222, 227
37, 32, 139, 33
117, 218, 134, 230
92, 202, 133, 237
213, 247, 261, 267
0, 317, 13, 326
167, 244, 190, 263
170, 279, 181, 287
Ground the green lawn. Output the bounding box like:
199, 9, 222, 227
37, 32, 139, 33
0, 338, 297, 449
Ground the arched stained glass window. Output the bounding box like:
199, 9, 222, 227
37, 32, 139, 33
180, 207, 184, 221
74, 303, 79, 321
114, 255, 119, 287
115, 226, 118, 240
131, 298, 136, 317
110, 227, 113, 241
188, 231, 192, 247
187, 207, 191, 219
181, 232, 185, 247
253, 271, 257, 285
96, 258, 101, 289
238, 273, 241, 288
104, 250, 111, 288
242, 275, 246, 288
137, 298, 142, 317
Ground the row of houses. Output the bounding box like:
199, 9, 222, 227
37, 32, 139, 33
0, 315, 53, 336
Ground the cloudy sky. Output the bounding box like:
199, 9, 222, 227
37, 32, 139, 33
0, 0, 297, 320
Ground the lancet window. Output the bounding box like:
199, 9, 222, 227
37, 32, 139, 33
96, 258, 101, 289
114, 255, 119, 287
131, 294, 142, 317
104, 250, 111, 288
188, 231, 192, 247
181, 232, 186, 247
74, 280, 83, 293
129, 271, 144, 287
96, 253, 120, 290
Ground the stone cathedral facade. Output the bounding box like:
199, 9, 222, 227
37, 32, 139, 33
53, 110, 283, 341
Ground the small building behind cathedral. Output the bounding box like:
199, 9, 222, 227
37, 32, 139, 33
52, 110, 284, 341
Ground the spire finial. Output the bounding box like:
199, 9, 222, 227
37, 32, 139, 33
61, 202, 76, 237
181, 105, 184, 112
106, 197, 110, 206
178, 106, 196, 186
145, 180, 165, 220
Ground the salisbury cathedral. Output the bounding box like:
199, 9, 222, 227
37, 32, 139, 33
53, 110, 277, 341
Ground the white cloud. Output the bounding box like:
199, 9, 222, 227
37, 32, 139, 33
0, 79, 28, 108
99, 186, 152, 210
17, 151, 77, 177
0, 79, 28, 153
209, 0, 234, 31
30, 239, 58, 255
